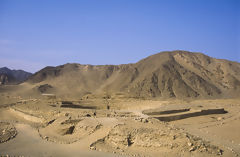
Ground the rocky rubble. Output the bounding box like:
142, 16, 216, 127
0, 122, 17, 143
90, 122, 223, 156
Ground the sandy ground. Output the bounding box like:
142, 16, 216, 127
0, 123, 125, 157
0, 94, 240, 157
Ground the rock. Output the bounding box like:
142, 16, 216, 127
143, 119, 148, 123
90, 146, 96, 150
43, 136, 49, 140
217, 117, 223, 121
189, 146, 196, 152
188, 142, 193, 146
172, 135, 176, 140
217, 149, 223, 155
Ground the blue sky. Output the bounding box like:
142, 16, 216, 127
0, 0, 239, 72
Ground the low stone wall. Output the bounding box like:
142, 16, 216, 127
9, 108, 43, 123
143, 108, 190, 115
154, 108, 227, 122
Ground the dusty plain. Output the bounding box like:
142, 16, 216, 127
0, 92, 240, 157
1, 51, 240, 156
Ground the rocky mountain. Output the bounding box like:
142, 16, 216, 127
27, 51, 240, 99
0, 67, 32, 85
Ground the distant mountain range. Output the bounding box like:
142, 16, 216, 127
0, 67, 32, 85
26, 51, 240, 99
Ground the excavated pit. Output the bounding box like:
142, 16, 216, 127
60, 101, 97, 109
143, 108, 190, 115
147, 108, 227, 122
60, 104, 96, 109
64, 126, 75, 135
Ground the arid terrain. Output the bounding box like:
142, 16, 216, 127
0, 51, 240, 157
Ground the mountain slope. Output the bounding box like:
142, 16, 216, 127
26, 51, 240, 99
0, 67, 32, 85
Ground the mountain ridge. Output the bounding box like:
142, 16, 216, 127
0, 67, 32, 85
25, 51, 240, 99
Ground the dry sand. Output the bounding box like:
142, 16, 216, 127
0, 93, 240, 157
1, 51, 240, 156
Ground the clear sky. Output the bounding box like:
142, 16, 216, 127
0, 0, 239, 73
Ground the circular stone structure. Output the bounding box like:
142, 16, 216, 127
0, 122, 17, 143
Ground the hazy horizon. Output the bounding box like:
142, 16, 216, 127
0, 0, 239, 73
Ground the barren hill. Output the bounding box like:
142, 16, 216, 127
0, 67, 32, 85
26, 51, 240, 99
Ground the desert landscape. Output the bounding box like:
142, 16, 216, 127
0, 51, 240, 157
